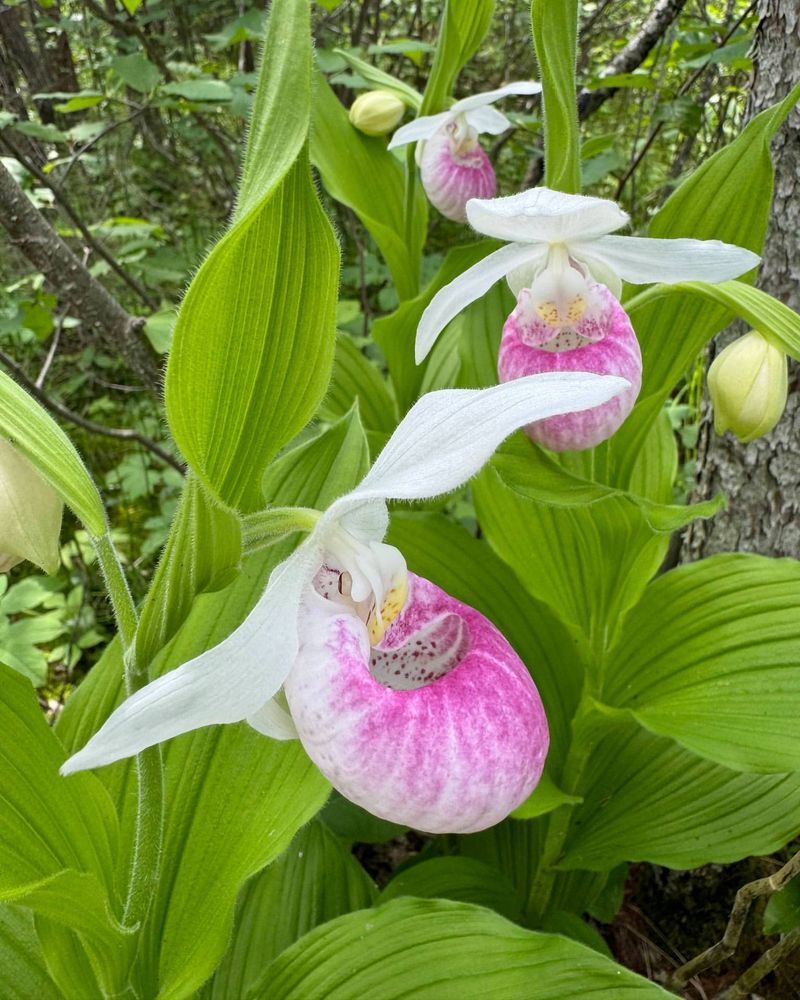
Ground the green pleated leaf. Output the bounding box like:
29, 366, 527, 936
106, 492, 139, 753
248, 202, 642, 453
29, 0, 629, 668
454, 281, 513, 389
251, 898, 670, 998
650, 279, 800, 362
166, 0, 338, 511
55, 412, 371, 1000
763, 879, 800, 935
601, 554, 800, 773
0, 664, 128, 991
559, 716, 800, 871
420, 0, 495, 114
491, 433, 723, 532
473, 466, 668, 646
320, 792, 406, 844
387, 512, 588, 776
0, 905, 61, 1000
381, 857, 524, 922
310, 75, 426, 301
203, 821, 375, 1000
134, 475, 241, 669
610, 83, 800, 486
317, 334, 398, 455
531, 0, 579, 192
372, 240, 498, 412
333, 49, 422, 108
0, 370, 104, 536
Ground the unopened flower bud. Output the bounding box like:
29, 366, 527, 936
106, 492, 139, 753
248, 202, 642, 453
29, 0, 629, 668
708, 330, 788, 443
349, 90, 405, 137
0, 438, 62, 574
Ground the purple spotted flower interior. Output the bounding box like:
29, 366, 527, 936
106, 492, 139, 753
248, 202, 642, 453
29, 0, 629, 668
285, 572, 549, 834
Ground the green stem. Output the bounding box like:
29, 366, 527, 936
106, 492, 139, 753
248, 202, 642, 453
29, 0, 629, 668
402, 143, 420, 298
92, 531, 164, 931
526, 698, 608, 922
241, 505, 320, 555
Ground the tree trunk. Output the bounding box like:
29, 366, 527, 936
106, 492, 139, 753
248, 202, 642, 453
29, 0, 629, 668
682, 0, 800, 561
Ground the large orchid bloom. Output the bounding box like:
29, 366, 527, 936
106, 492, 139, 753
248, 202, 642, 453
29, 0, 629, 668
389, 82, 540, 223
415, 188, 760, 451
62, 373, 628, 834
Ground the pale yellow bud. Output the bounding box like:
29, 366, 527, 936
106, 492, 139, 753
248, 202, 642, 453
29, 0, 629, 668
348, 90, 405, 137
708, 330, 788, 443
0, 438, 62, 574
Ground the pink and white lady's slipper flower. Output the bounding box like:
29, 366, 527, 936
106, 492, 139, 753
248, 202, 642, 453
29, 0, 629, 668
416, 188, 760, 450
388, 82, 540, 223
62, 373, 628, 834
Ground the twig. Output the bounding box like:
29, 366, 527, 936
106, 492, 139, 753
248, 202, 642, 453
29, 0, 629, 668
0, 131, 158, 310
614, 0, 757, 199
58, 104, 148, 185
0, 158, 160, 392
0, 348, 183, 473
718, 926, 800, 999
35, 322, 60, 388
668, 847, 800, 991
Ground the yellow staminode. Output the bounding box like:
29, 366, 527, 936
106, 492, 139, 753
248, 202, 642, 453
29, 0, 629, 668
367, 571, 409, 645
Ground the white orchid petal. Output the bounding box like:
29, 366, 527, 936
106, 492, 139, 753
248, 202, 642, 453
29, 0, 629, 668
60, 545, 320, 774
452, 81, 541, 114
388, 112, 451, 149
466, 188, 629, 243
584, 234, 761, 285
327, 373, 629, 515
247, 697, 298, 741
569, 249, 623, 300
464, 105, 512, 135
416, 242, 546, 362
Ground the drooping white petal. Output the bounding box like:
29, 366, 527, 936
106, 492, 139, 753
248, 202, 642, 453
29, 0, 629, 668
388, 111, 451, 150
582, 234, 761, 285
464, 105, 512, 135
325, 372, 629, 517
247, 696, 298, 741
451, 81, 541, 114
60, 545, 320, 774
466, 188, 629, 244
416, 242, 546, 362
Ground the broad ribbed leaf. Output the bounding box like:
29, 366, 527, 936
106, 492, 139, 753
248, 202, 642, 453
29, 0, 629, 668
56, 412, 371, 1000
454, 281, 513, 388
0, 905, 60, 1000
473, 466, 668, 646
0, 665, 126, 991
559, 716, 800, 870
387, 512, 588, 775
531, 0, 579, 192
649, 279, 800, 361
372, 240, 499, 412
602, 554, 800, 772
135, 474, 241, 669
381, 857, 524, 922
420, 0, 495, 114
0, 369, 104, 535
251, 898, 670, 998
491, 433, 722, 532
311, 75, 426, 301
203, 821, 375, 1000
610, 84, 800, 486
318, 334, 398, 455
166, 0, 338, 511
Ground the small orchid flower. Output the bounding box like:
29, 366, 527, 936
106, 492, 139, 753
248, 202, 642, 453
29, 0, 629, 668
415, 188, 760, 450
62, 373, 628, 834
388, 82, 541, 223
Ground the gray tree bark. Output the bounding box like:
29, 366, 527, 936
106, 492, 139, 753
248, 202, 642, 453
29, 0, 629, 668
682, 0, 800, 561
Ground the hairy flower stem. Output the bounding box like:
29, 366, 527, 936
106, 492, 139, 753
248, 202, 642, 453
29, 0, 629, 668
526, 698, 607, 922
403, 143, 420, 298
93, 532, 164, 932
